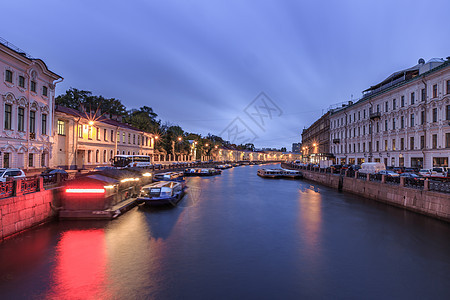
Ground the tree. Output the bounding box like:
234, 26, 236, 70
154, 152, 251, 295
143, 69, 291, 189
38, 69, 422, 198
124, 106, 160, 133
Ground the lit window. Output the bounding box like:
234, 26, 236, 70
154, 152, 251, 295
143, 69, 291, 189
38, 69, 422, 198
78, 124, 83, 138
57, 120, 65, 135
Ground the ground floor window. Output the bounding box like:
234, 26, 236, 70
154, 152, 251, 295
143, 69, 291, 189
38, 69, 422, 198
391, 157, 395, 166
374, 158, 380, 162
3, 153, 10, 168
348, 158, 355, 164
340, 158, 346, 164
41, 152, 46, 167
87, 150, 92, 163
29, 153, 34, 167
399, 157, 404, 167
411, 157, 423, 168
433, 157, 448, 167
357, 158, 365, 165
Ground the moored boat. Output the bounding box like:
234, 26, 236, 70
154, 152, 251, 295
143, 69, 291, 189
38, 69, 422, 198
184, 168, 222, 176
215, 164, 232, 170
281, 169, 303, 179
137, 181, 186, 206
257, 168, 303, 179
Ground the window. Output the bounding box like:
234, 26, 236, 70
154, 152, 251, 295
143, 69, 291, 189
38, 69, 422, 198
376, 122, 379, 133
18, 107, 25, 131
392, 139, 396, 151
28, 153, 34, 167
128, 133, 131, 144
393, 99, 396, 110
433, 108, 437, 123
420, 135, 425, 149
446, 133, 450, 148
385, 140, 388, 151
400, 138, 404, 150
385, 102, 388, 112
96, 127, 100, 140
376, 104, 380, 113
78, 124, 83, 138
31, 81, 36, 92
401, 96, 405, 107
432, 84, 437, 98
96, 150, 99, 163
57, 120, 65, 135
87, 150, 92, 163
42, 114, 47, 135
122, 132, 125, 143
446, 105, 450, 120
88, 126, 93, 139
5, 70, 12, 83
421, 88, 426, 101
421, 111, 425, 125
5, 104, 12, 130
41, 152, 46, 167
385, 120, 388, 132
376, 141, 379, 152
111, 130, 114, 142
447, 80, 450, 94
410, 114, 415, 127
432, 134, 437, 149
103, 150, 107, 163
411, 92, 415, 104
138, 136, 140, 145
42, 86, 48, 96
410, 137, 415, 150
30, 111, 36, 133
3, 153, 10, 168
133, 134, 136, 144
19, 76, 25, 88
104, 129, 107, 141
392, 119, 396, 130
401, 116, 404, 129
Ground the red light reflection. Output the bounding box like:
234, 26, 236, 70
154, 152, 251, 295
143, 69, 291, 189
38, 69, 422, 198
47, 230, 110, 299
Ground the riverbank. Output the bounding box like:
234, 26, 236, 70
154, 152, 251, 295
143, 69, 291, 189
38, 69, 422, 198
282, 163, 450, 222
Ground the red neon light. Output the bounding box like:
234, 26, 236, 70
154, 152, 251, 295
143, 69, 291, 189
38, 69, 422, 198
65, 188, 105, 194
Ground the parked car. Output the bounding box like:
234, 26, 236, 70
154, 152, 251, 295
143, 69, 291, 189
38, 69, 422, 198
359, 162, 386, 174
378, 170, 400, 177
330, 164, 342, 170
40, 168, 69, 181
392, 167, 404, 174
400, 173, 424, 180
0, 168, 26, 182
430, 167, 448, 177
418, 169, 432, 177
351, 164, 361, 171
404, 167, 419, 173
93, 166, 115, 171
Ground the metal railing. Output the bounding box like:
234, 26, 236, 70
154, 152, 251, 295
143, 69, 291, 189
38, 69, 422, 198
0, 177, 42, 200
404, 178, 424, 190
429, 181, 450, 193
385, 176, 400, 185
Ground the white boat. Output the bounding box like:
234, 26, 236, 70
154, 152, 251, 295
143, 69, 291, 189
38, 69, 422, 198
137, 181, 186, 206
257, 168, 303, 179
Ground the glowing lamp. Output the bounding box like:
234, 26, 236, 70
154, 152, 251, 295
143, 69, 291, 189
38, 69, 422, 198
88, 121, 94, 126
65, 188, 105, 194
143, 173, 152, 177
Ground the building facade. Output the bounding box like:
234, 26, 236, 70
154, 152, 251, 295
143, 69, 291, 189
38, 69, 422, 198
301, 111, 332, 164
329, 58, 450, 169
53, 106, 155, 169
0, 38, 62, 172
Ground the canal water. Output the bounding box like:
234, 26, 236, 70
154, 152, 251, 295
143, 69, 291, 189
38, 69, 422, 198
1, 164, 449, 299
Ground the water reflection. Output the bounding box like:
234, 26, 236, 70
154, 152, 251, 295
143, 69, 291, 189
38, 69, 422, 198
46, 229, 110, 300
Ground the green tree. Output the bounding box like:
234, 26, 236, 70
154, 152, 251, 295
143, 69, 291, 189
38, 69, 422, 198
124, 106, 160, 133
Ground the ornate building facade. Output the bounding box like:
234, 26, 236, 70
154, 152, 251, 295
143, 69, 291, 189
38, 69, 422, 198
0, 38, 62, 171
329, 58, 450, 169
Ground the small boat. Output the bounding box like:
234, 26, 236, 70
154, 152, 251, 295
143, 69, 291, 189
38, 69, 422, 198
184, 168, 222, 176
257, 168, 284, 178
257, 168, 303, 179
137, 181, 186, 206
215, 164, 232, 170
281, 169, 303, 179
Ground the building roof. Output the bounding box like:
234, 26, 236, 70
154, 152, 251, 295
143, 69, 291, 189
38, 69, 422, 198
55, 105, 151, 134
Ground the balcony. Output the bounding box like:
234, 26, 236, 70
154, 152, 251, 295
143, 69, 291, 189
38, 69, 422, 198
333, 138, 340, 144
370, 112, 381, 120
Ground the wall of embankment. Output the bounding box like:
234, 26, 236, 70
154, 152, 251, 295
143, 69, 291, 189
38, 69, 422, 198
301, 169, 450, 222
0, 188, 61, 242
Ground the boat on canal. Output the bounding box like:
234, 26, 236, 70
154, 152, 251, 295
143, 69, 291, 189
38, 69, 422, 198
137, 181, 186, 206
215, 164, 232, 170
184, 168, 222, 176
257, 168, 303, 179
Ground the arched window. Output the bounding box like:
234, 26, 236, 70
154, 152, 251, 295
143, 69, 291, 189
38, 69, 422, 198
103, 150, 107, 162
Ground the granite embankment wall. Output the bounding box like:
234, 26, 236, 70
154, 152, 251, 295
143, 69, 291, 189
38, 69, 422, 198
301, 169, 450, 222
0, 188, 61, 241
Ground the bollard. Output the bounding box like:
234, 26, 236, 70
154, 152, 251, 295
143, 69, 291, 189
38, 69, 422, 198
38, 176, 44, 191
14, 179, 23, 196
424, 179, 429, 191
381, 175, 386, 183
400, 176, 405, 187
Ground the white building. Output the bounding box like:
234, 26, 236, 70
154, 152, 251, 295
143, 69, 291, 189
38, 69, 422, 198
53, 106, 155, 169
0, 38, 62, 172
330, 58, 450, 169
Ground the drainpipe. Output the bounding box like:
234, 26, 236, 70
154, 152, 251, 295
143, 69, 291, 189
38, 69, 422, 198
421, 76, 427, 169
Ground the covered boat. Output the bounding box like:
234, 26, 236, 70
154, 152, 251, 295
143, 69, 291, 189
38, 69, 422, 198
184, 168, 221, 176
137, 181, 186, 206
